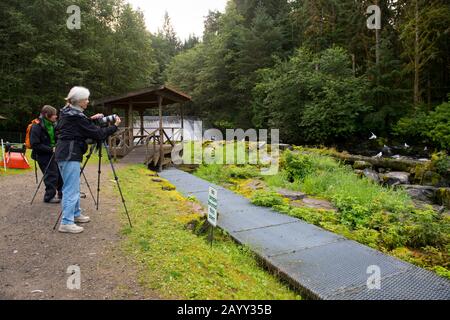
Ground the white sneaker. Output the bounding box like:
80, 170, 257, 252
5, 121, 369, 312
58, 224, 84, 234
75, 214, 91, 223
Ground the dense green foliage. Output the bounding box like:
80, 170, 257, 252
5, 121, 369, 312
0, 0, 166, 131
195, 149, 450, 278
252, 47, 371, 144
1, 0, 449, 150
167, 0, 450, 149
395, 97, 450, 150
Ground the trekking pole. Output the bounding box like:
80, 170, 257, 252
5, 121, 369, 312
53, 210, 63, 230
34, 160, 38, 184
30, 153, 55, 205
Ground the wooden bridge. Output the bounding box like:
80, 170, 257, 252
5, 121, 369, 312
92, 85, 191, 171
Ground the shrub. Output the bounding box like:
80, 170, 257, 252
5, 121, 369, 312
251, 190, 285, 207
431, 151, 450, 176
228, 165, 259, 179
282, 151, 314, 182
394, 97, 450, 150
404, 210, 448, 248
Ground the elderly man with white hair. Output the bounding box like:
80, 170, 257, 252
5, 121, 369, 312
55, 86, 121, 234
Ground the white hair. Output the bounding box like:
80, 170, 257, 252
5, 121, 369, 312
65, 86, 90, 104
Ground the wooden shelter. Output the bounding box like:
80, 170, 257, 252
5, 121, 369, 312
92, 85, 191, 171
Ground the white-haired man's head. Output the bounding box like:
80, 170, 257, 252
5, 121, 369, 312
65, 86, 90, 109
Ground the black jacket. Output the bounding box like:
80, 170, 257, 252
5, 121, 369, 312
55, 106, 118, 162
30, 116, 54, 160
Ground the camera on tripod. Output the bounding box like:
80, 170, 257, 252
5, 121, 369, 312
93, 114, 118, 127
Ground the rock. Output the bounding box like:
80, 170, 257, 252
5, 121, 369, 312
246, 180, 266, 191
436, 188, 450, 208
354, 169, 364, 177
363, 169, 381, 183
31, 290, 43, 294
277, 188, 306, 200
151, 178, 163, 183
292, 197, 336, 211
353, 161, 372, 170
422, 171, 446, 187
399, 185, 437, 203
279, 144, 292, 151
381, 171, 410, 186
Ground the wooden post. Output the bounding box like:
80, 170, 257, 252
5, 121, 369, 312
158, 95, 163, 172
128, 102, 134, 150
180, 103, 184, 142
139, 109, 144, 144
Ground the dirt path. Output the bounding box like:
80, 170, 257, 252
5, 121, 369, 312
0, 164, 158, 300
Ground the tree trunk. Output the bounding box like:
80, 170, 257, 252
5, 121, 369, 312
414, 0, 421, 107
375, 0, 380, 66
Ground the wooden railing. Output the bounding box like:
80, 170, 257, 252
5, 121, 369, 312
108, 127, 134, 160
108, 127, 183, 162
144, 128, 183, 167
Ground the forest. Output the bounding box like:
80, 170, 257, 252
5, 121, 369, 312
0, 0, 449, 151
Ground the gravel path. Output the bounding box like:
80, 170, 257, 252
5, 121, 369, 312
0, 165, 158, 300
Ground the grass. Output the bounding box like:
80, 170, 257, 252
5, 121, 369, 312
193, 148, 450, 279
111, 165, 300, 300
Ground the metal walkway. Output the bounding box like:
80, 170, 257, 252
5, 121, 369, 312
159, 168, 450, 300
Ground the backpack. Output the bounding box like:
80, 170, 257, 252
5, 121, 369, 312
25, 118, 40, 149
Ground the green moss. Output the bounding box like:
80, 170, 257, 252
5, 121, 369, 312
113, 165, 300, 300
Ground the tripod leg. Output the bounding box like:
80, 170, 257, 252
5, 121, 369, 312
81, 170, 97, 207
78, 145, 97, 206
96, 144, 102, 211
103, 141, 132, 228
30, 153, 55, 205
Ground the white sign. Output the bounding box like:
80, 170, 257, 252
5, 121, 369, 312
367, 5, 381, 30
208, 187, 218, 227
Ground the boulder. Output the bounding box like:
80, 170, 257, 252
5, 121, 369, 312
363, 169, 381, 184
291, 197, 336, 211
353, 161, 372, 170
277, 188, 306, 200
382, 171, 410, 186
436, 188, 450, 208
354, 169, 364, 177
399, 185, 437, 203
422, 171, 446, 187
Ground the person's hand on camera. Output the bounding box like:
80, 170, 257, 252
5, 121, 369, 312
90, 113, 104, 120
114, 116, 122, 127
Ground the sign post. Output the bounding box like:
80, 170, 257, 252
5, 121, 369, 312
207, 186, 218, 247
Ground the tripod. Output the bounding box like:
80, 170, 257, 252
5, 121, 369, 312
52, 140, 133, 230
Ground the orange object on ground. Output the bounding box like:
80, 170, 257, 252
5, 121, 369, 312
0, 152, 31, 169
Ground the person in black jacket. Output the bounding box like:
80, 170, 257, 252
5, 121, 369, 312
55, 86, 121, 234
30, 105, 62, 203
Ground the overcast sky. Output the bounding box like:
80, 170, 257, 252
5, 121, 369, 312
127, 0, 228, 41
